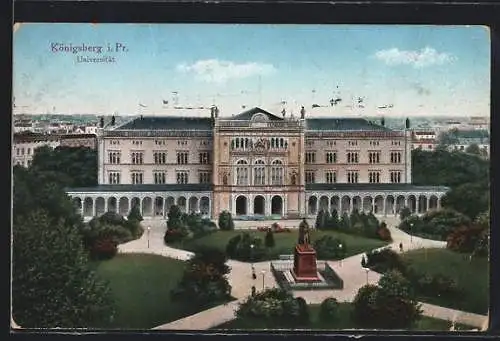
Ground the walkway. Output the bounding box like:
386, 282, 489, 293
118, 217, 487, 331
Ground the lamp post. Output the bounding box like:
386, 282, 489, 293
261, 270, 266, 290
250, 244, 255, 279
147, 226, 151, 249
339, 243, 343, 267
365, 268, 370, 284
409, 222, 414, 243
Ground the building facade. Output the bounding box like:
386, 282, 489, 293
67, 107, 448, 220
13, 133, 61, 167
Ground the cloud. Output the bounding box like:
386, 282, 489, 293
176, 59, 276, 83
374, 47, 455, 68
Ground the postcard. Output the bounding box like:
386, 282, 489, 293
12, 23, 490, 332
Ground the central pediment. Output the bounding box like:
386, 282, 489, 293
231, 107, 284, 121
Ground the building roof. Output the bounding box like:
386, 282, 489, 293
230, 107, 284, 121
66, 184, 213, 193
453, 129, 489, 139
305, 183, 449, 193
13, 132, 60, 143
116, 116, 213, 131
305, 118, 392, 131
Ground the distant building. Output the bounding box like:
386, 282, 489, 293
84, 125, 99, 135
12, 133, 60, 167
468, 116, 490, 130
411, 130, 438, 151
59, 133, 97, 149
447, 129, 489, 156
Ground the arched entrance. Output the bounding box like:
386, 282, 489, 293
271, 196, 283, 216
308, 196, 318, 215
362, 196, 372, 213
319, 196, 329, 212
236, 196, 247, 215
200, 196, 210, 216
374, 195, 384, 215
407, 195, 416, 213
83, 197, 93, 217
341, 196, 351, 214
142, 197, 153, 217
119, 197, 129, 216
254, 195, 265, 215
155, 197, 163, 216
95, 197, 105, 216
165, 197, 175, 215
396, 195, 405, 215
418, 195, 428, 213
177, 196, 187, 213
188, 196, 199, 213
107, 197, 117, 213
330, 196, 339, 213
429, 195, 439, 210
385, 195, 395, 215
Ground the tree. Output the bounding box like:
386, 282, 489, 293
441, 182, 490, 220
30, 145, 98, 188
465, 143, 481, 155
314, 210, 325, 230
265, 230, 275, 248
329, 209, 340, 230
339, 212, 350, 230
400, 207, 412, 221
167, 205, 183, 229
313, 236, 347, 260
226, 233, 266, 261
218, 211, 235, 231
12, 210, 114, 328
127, 204, 143, 223
171, 247, 232, 308
352, 271, 422, 329
164, 205, 189, 243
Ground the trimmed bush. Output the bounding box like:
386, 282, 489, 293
265, 230, 276, 248
313, 235, 347, 260
90, 236, 118, 260
226, 233, 266, 262
319, 297, 339, 322
218, 211, 235, 231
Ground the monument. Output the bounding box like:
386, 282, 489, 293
292, 218, 320, 281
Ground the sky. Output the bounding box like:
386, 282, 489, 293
12, 24, 490, 117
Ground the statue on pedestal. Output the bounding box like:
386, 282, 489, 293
298, 218, 311, 246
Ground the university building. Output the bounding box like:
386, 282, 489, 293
66, 107, 448, 220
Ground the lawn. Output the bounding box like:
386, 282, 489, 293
402, 248, 489, 315
213, 303, 474, 331
91, 253, 229, 329
171, 229, 388, 261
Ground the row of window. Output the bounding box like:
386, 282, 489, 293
307, 140, 399, 147
108, 171, 212, 185
231, 137, 289, 150
305, 151, 403, 164
108, 151, 211, 165
109, 140, 210, 146
16, 147, 32, 156
304, 170, 403, 184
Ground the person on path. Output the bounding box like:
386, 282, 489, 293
399, 242, 403, 252
252, 265, 256, 280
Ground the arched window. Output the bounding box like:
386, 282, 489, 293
271, 160, 283, 185
254, 159, 266, 185
236, 160, 249, 185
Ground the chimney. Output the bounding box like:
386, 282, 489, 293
300, 106, 306, 119
381, 117, 385, 127
405, 118, 410, 129
99, 117, 104, 128
111, 115, 116, 126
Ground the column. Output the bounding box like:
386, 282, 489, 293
197, 197, 200, 213
405, 197, 409, 209
162, 198, 166, 217
248, 196, 253, 216
315, 199, 319, 215
382, 196, 386, 216
415, 197, 420, 214
371, 199, 375, 213
92, 199, 96, 217
426, 196, 430, 213
267, 196, 272, 216
139, 198, 143, 216
437, 197, 441, 210
328, 198, 331, 214
104, 198, 108, 213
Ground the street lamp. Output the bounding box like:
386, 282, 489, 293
147, 226, 151, 248
261, 270, 266, 290
250, 244, 256, 279
365, 268, 370, 284
339, 244, 343, 267
409, 222, 414, 243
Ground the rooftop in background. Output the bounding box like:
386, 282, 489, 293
13, 132, 97, 143
305, 183, 449, 192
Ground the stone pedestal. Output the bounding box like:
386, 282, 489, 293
292, 244, 320, 282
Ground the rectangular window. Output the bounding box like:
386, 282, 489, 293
108, 151, 121, 164
347, 171, 359, 183
199, 172, 211, 184
153, 171, 166, 184
325, 171, 337, 184
154, 151, 167, 165
326, 152, 337, 164
108, 172, 121, 184
347, 152, 359, 164
305, 171, 316, 184
390, 152, 402, 163
176, 171, 189, 184
368, 171, 381, 183
199, 152, 210, 164
177, 152, 189, 165
305, 152, 316, 164
131, 151, 144, 165
390, 171, 402, 183
368, 151, 381, 164
131, 172, 144, 184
